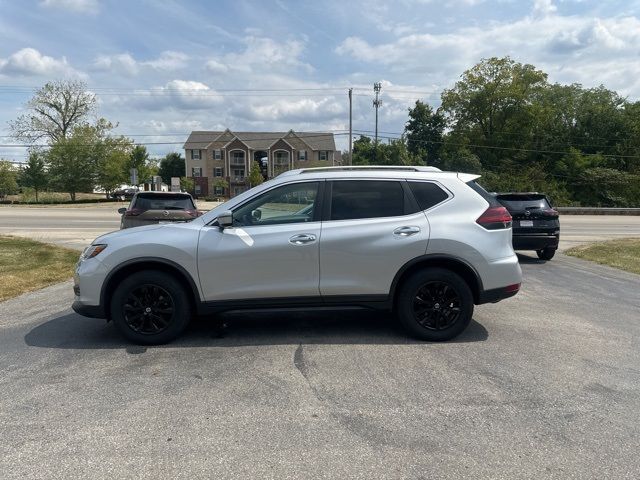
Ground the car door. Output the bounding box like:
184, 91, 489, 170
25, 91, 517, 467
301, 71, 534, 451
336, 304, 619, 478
319, 179, 430, 297
197, 181, 322, 301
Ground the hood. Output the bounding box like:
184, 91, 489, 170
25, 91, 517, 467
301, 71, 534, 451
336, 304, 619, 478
93, 224, 166, 244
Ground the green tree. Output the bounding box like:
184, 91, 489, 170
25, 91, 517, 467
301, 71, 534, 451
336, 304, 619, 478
248, 161, 264, 187
441, 56, 548, 167
212, 178, 229, 197
20, 151, 48, 201
9, 80, 96, 143
95, 136, 132, 197
404, 100, 446, 166
128, 145, 152, 184
46, 122, 108, 201
180, 176, 194, 193
0, 160, 19, 198
158, 152, 185, 184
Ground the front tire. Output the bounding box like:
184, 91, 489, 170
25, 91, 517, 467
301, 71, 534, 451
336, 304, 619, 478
110, 270, 191, 345
536, 247, 556, 260
396, 268, 474, 341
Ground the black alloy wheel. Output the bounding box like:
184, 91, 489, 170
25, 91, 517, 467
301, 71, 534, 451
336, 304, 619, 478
412, 281, 462, 331
110, 270, 191, 345
123, 284, 175, 335
396, 268, 473, 341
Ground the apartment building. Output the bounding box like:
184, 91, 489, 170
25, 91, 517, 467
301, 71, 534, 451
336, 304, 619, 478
183, 129, 339, 197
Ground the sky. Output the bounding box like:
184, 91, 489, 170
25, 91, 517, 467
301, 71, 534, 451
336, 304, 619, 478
1, 0, 640, 162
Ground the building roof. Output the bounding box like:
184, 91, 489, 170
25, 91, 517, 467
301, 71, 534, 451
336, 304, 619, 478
183, 130, 336, 151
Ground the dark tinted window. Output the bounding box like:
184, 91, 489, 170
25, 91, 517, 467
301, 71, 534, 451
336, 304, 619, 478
330, 180, 404, 220
133, 194, 195, 211
408, 181, 449, 210
496, 194, 551, 210
466, 180, 501, 207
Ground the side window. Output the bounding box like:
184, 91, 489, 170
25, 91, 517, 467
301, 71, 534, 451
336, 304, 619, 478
408, 181, 449, 210
233, 182, 319, 227
330, 180, 404, 221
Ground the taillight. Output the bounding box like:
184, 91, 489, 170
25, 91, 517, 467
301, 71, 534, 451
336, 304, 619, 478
185, 209, 202, 217
476, 206, 512, 230
541, 208, 559, 217
124, 208, 143, 217
504, 283, 521, 293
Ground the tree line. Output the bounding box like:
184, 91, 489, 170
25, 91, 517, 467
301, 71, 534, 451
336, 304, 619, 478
352, 57, 640, 207
0, 80, 187, 201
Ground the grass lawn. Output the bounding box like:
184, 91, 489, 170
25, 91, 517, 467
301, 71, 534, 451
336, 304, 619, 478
0, 236, 79, 302
565, 238, 640, 275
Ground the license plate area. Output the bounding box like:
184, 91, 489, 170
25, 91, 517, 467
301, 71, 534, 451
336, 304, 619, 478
519, 220, 533, 227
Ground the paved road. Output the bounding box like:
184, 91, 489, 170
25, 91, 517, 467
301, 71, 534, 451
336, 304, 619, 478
1, 253, 639, 479
1, 205, 640, 251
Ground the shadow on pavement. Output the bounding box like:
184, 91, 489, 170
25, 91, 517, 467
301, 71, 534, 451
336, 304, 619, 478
24, 309, 488, 350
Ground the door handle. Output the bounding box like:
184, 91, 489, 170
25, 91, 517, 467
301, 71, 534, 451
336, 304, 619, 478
393, 226, 421, 237
289, 233, 317, 245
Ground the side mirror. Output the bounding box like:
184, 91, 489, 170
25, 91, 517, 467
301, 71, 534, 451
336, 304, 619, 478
217, 210, 233, 228
117, 207, 126, 215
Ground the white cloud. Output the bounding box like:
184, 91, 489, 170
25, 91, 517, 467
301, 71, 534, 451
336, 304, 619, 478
335, 14, 640, 97
0, 47, 83, 77
92, 53, 138, 75
532, 0, 557, 17
106, 80, 223, 111
143, 51, 189, 71
204, 36, 312, 75
91, 51, 189, 75
40, 0, 99, 14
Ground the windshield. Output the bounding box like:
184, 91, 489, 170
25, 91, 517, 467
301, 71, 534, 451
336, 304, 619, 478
133, 194, 195, 211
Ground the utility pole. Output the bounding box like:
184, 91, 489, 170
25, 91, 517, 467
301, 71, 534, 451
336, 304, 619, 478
373, 82, 382, 144
348, 88, 353, 165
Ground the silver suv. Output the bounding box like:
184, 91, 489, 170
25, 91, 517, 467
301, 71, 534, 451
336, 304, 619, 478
73, 166, 522, 344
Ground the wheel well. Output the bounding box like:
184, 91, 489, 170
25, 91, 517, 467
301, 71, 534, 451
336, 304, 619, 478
102, 261, 199, 318
391, 257, 482, 306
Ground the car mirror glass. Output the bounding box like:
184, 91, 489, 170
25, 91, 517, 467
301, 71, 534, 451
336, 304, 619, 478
117, 207, 126, 215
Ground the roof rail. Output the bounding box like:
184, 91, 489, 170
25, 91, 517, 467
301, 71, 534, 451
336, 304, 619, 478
297, 165, 442, 174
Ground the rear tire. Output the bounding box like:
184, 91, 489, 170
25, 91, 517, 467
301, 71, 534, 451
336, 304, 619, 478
396, 268, 474, 341
110, 270, 191, 345
536, 247, 556, 260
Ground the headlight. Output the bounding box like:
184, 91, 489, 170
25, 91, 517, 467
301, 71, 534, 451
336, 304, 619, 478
81, 244, 107, 260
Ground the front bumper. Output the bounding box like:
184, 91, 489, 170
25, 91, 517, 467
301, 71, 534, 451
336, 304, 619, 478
72, 300, 106, 319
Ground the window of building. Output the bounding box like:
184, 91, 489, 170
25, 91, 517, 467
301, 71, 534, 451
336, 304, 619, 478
230, 150, 245, 165
214, 167, 223, 177
298, 150, 307, 161
319, 150, 329, 161
214, 149, 221, 160
192, 149, 201, 160
214, 186, 224, 195
273, 151, 290, 176
192, 167, 202, 177
194, 184, 201, 195
233, 168, 245, 179
329, 180, 405, 221
232, 182, 319, 227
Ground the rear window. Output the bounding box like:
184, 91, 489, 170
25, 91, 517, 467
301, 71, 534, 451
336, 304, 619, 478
496, 194, 550, 210
408, 181, 449, 210
330, 180, 405, 220
466, 180, 501, 207
133, 194, 195, 211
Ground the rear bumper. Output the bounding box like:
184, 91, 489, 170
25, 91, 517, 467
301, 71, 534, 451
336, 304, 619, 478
72, 300, 105, 319
513, 233, 559, 251
477, 285, 520, 304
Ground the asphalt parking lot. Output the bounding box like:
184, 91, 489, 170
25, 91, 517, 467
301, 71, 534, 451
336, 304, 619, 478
1, 249, 639, 478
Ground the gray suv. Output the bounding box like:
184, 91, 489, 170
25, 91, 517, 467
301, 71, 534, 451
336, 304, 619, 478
73, 166, 522, 344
